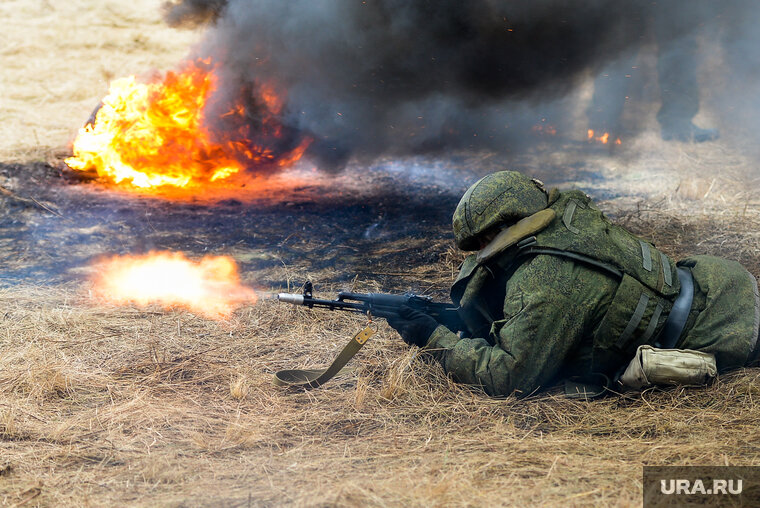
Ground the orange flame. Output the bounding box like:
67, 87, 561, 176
66, 58, 311, 191
92, 251, 256, 319
587, 129, 621, 145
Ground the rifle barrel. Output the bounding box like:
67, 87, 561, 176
277, 293, 305, 305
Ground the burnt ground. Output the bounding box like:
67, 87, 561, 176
0, 153, 631, 295
0, 162, 460, 290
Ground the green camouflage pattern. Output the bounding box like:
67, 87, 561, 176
537, 190, 680, 298
535, 190, 680, 371
452, 171, 547, 251
677, 255, 759, 370
427, 251, 618, 396
426, 188, 759, 396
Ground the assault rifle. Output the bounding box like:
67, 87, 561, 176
277, 282, 465, 333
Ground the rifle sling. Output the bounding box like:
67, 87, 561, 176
273, 326, 375, 389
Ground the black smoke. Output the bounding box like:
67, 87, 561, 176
162, 0, 760, 169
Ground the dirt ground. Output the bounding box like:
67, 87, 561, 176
3, 1, 760, 507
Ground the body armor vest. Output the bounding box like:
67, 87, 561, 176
451, 189, 681, 374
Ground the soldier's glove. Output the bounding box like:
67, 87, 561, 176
386, 305, 439, 348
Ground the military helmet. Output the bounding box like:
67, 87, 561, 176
453, 171, 548, 250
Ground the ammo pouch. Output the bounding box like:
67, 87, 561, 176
618, 345, 717, 390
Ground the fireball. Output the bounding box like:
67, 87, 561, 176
66, 58, 310, 191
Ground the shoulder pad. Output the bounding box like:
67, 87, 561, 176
476, 208, 556, 264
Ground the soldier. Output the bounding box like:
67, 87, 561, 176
387, 171, 759, 397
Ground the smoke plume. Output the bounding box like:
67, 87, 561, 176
162, 0, 760, 169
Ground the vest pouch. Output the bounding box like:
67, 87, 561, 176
592, 274, 667, 365
619, 345, 717, 390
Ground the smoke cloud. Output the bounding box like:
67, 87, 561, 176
162, 0, 760, 169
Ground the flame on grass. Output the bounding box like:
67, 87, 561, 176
65, 58, 310, 192
92, 251, 256, 319
587, 129, 621, 145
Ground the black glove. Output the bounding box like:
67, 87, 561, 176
386, 305, 439, 347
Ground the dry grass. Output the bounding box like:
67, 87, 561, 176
0, 275, 758, 506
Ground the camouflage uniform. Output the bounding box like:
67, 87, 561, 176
425, 173, 759, 397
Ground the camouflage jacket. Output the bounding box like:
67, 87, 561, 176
426, 189, 759, 397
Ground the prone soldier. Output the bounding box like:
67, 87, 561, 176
387, 171, 759, 397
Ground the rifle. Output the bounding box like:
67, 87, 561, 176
273, 281, 465, 389
277, 281, 465, 332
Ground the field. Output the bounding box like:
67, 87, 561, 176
2, 1, 760, 506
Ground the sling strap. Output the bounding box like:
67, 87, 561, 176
273, 326, 375, 389
515, 238, 624, 280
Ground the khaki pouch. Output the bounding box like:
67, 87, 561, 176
619, 345, 717, 390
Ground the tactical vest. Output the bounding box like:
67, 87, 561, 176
451, 189, 681, 374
